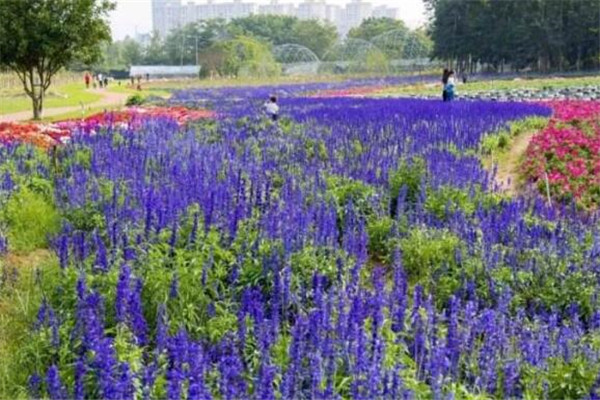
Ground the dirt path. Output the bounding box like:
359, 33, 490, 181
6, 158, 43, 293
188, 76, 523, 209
490, 130, 537, 195
0, 89, 129, 122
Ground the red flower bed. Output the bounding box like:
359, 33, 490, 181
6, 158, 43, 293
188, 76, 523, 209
84, 106, 215, 126
0, 122, 69, 149
0, 107, 215, 149
523, 101, 600, 208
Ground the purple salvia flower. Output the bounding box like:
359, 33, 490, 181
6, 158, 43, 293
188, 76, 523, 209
28, 373, 42, 400
46, 365, 67, 400
73, 358, 86, 400
115, 264, 131, 324
129, 278, 148, 345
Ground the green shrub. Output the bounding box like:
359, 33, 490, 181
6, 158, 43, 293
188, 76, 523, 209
389, 157, 426, 216
400, 227, 460, 284
367, 217, 395, 262
425, 185, 505, 220
3, 187, 60, 252
125, 93, 145, 106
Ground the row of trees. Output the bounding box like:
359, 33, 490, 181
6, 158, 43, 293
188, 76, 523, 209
97, 16, 432, 72
424, 0, 600, 72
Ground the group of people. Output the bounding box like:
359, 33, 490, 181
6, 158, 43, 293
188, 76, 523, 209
84, 72, 109, 89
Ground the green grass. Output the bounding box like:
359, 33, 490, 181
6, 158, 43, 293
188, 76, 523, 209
0, 250, 59, 399
41, 105, 120, 122
376, 74, 600, 97
0, 83, 102, 115
108, 81, 172, 98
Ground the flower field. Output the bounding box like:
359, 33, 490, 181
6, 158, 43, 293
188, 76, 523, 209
523, 101, 600, 208
5, 81, 600, 400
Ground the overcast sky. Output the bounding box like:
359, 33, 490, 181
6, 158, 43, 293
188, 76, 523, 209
110, 0, 427, 40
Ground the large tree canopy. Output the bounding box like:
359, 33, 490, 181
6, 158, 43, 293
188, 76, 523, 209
227, 15, 338, 58
0, 0, 114, 119
347, 17, 409, 41
426, 0, 600, 72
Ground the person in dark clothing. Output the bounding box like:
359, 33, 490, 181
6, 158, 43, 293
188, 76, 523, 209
103, 76, 108, 88
445, 70, 456, 101
442, 68, 450, 101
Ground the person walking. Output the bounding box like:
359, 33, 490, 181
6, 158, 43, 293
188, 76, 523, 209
84, 72, 91, 89
445, 70, 456, 102
103, 76, 109, 88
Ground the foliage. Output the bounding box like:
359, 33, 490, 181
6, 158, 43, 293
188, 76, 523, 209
228, 15, 338, 59
2, 181, 59, 253
481, 117, 549, 155
426, 0, 600, 72
125, 94, 145, 106
348, 17, 409, 41
208, 36, 281, 78
0, 0, 115, 119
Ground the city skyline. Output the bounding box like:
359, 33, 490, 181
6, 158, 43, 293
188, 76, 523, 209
110, 0, 427, 40
152, 0, 402, 38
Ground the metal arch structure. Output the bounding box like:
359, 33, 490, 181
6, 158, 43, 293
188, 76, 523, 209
322, 38, 385, 62
370, 29, 431, 60
272, 44, 321, 75
273, 44, 320, 64
370, 29, 410, 60
320, 38, 389, 74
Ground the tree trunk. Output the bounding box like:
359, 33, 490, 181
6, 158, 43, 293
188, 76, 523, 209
31, 94, 43, 120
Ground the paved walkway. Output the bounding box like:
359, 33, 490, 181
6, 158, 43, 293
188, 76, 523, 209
0, 89, 129, 122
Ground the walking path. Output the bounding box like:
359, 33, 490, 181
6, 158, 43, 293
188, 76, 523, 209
0, 89, 129, 122
489, 130, 537, 195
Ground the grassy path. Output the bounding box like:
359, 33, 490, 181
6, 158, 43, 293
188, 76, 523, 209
0, 88, 129, 122
489, 130, 537, 195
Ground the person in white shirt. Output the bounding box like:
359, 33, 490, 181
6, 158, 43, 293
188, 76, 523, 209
264, 96, 279, 121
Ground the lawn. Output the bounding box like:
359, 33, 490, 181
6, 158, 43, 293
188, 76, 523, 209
0, 83, 102, 115
377, 74, 600, 97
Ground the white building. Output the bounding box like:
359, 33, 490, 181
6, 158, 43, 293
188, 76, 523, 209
339, 0, 372, 35
296, 0, 327, 20
258, 0, 295, 16
152, 0, 400, 38
372, 5, 398, 19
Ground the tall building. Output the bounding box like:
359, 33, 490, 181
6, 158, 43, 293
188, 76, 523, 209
152, 0, 183, 37
151, 0, 400, 37
258, 0, 295, 16
296, 0, 327, 20
340, 0, 372, 35
372, 5, 398, 19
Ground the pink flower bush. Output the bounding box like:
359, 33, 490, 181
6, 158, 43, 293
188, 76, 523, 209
523, 101, 600, 208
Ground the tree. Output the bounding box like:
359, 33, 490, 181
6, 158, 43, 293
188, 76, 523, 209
143, 31, 169, 65
228, 15, 338, 59
228, 15, 298, 45
291, 19, 338, 59
209, 36, 280, 78
164, 19, 228, 65
0, 0, 114, 119
427, 0, 600, 72
348, 17, 408, 41
121, 37, 143, 67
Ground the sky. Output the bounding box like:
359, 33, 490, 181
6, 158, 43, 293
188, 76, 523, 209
109, 0, 427, 40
